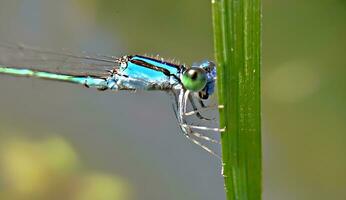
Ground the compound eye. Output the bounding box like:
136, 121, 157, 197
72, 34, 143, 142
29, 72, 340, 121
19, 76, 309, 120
181, 68, 207, 92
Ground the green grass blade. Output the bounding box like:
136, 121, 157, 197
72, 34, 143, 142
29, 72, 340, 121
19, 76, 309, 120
211, 0, 262, 200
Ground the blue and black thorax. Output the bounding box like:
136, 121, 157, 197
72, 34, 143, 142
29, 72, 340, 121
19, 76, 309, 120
118, 55, 216, 98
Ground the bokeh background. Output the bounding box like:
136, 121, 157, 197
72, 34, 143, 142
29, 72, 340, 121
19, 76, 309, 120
0, 0, 345, 199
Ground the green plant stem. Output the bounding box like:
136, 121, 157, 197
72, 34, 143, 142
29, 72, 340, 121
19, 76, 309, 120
212, 0, 262, 200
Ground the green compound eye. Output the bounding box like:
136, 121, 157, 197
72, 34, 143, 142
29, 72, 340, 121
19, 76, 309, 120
181, 68, 208, 92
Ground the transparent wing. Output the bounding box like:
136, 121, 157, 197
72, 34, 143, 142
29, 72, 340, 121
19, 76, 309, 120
0, 43, 119, 77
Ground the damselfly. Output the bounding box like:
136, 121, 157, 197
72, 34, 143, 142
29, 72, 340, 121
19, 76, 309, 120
0, 44, 224, 158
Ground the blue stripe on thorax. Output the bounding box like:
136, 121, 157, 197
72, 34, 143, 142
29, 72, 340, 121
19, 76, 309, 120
119, 55, 181, 87
131, 55, 181, 75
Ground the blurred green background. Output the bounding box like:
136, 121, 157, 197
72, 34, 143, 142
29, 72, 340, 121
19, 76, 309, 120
0, 0, 345, 199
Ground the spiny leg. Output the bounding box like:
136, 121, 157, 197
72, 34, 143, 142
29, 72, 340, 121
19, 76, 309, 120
177, 109, 221, 144
180, 124, 226, 133
188, 95, 212, 121
184, 104, 224, 117
199, 99, 207, 108
186, 92, 225, 121
183, 90, 190, 114
181, 92, 225, 133
181, 90, 223, 137
179, 123, 221, 159
190, 131, 220, 144
176, 89, 221, 159
185, 129, 221, 159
